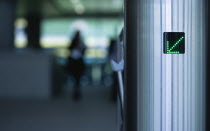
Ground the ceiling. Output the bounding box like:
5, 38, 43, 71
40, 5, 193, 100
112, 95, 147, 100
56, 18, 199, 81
17, 0, 124, 18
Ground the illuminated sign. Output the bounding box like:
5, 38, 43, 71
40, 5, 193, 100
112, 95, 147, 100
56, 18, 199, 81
163, 32, 185, 54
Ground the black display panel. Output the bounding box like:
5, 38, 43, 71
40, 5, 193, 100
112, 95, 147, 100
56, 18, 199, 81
163, 32, 185, 54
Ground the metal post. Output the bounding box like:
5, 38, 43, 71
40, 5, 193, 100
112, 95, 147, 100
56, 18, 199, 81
124, 0, 139, 130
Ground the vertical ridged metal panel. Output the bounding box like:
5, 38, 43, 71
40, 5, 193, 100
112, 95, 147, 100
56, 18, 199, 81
125, 0, 205, 130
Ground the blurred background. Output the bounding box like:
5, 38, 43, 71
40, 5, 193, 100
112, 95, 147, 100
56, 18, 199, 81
0, 0, 124, 131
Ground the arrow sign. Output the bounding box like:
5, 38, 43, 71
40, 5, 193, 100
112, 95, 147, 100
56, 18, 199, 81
164, 32, 185, 54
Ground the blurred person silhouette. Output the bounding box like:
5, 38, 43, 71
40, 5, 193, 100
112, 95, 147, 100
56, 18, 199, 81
109, 29, 124, 131
108, 39, 118, 102
66, 30, 86, 100
108, 29, 124, 103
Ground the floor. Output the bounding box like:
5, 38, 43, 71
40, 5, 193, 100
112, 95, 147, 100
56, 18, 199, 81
0, 87, 117, 131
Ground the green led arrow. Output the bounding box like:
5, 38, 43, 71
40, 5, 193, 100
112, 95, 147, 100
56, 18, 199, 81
167, 36, 184, 54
